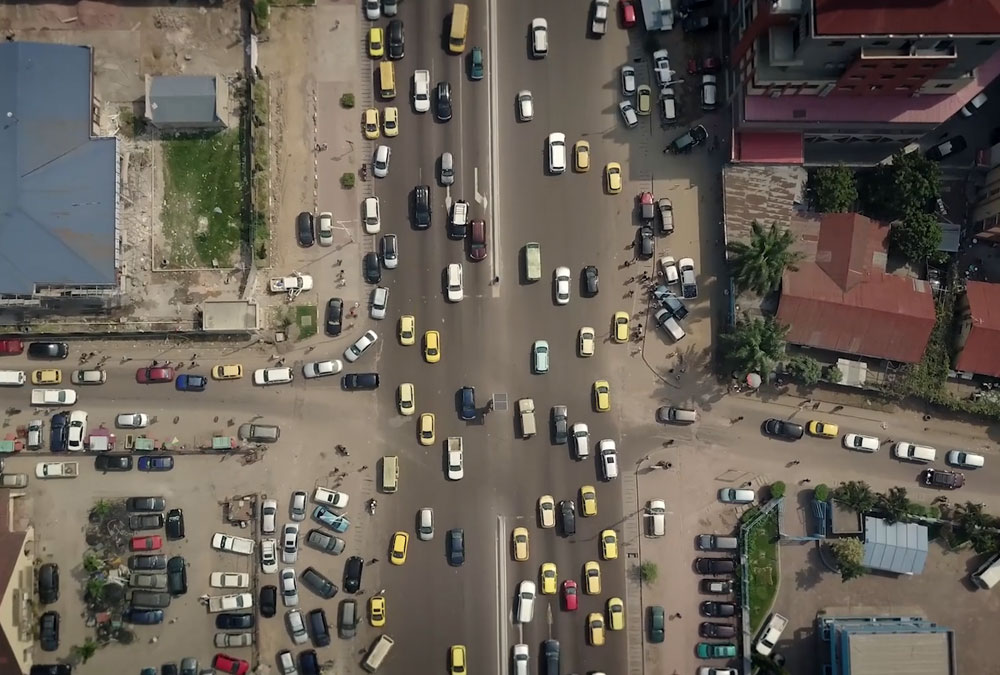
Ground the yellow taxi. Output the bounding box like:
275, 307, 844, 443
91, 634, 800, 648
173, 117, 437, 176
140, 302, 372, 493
424, 330, 441, 363
211, 364, 243, 380
580, 485, 598, 517
389, 531, 409, 566
32, 369, 61, 385
512, 527, 529, 561
583, 561, 601, 594
368, 27, 384, 57
538, 495, 556, 529
605, 162, 622, 194
398, 383, 415, 416
363, 108, 380, 140
593, 380, 611, 412
600, 529, 618, 560
369, 595, 386, 627
383, 106, 399, 137
418, 413, 435, 446
612, 311, 630, 343
636, 85, 652, 115
399, 315, 415, 345
808, 420, 839, 438
606, 597, 625, 630
587, 613, 606, 646
449, 645, 467, 675
540, 562, 558, 594
573, 140, 590, 172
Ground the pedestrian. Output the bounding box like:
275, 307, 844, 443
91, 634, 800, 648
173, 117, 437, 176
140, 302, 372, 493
370, 557, 378, 564
360, 464, 369, 471
736, 416, 744, 422
666, 462, 673, 469
742, 481, 752, 488
626, 290, 634, 297
152, 360, 159, 366
665, 439, 675, 446
800, 478, 812, 484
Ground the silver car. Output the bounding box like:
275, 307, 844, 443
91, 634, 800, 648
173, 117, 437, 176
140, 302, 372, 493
302, 360, 343, 379
286, 608, 308, 644
373, 144, 390, 178
281, 523, 299, 564
440, 152, 455, 185
280, 568, 299, 607
516, 90, 534, 121
290, 491, 307, 521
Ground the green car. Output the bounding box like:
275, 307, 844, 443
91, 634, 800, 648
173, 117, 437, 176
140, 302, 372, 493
648, 605, 665, 643
470, 46, 484, 80
696, 642, 737, 659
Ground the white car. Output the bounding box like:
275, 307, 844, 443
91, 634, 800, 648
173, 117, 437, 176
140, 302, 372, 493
697, 669, 738, 675
946, 450, 985, 469
261, 499, 278, 535
314, 487, 349, 508
67, 410, 88, 452
287, 609, 308, 644
446, 263, 464, 302
719, 488, 755, 504
512, 644, 530, 675
281, 523, 299, 564
371, 286, 389, 320
516, 580, 536, 623
253, 367, 294, 386
619, 100, 638, 128
842, 434, 880, 453
214, 633, 253, 648
660, 256, 679, 285
701, 73, 718, 110
548, 132, 567, 174
530, 18, 548, 58
363, 0, 380, 20
653, 49, 672, 87
373, 144, 391, 178
115, 413, 149, 429
571, 423, 590, 460
447, 446, 464, 480
960, 92, 988, 117
344, 330, 379, 363
413, 70, 430, 113
417, 507, 434, 541
382, 233, 399, 269
621, 66, 636, 96
260, 538, 278, 574
383, 0, 398, 16
317, 211, 334, 246
579, 327, 595, 357
599, 440, 619, 480
554, 266, 571, 305
280, 568, 299, 607
516, 90, 534, 121
363, 197, 381, 234
210, 572, 251, 589
302, 360, 343, 379
290, 491, 307, 521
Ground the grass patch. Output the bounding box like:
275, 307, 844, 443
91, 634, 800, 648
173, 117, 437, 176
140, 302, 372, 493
253, 0, 270, 31
294, 305, 318, 340
745, 508, 779, 633
161, 130, 244, 267
251, 78, 270, 267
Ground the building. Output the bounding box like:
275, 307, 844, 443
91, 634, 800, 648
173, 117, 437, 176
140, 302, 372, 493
144, 75, 229, 130
862, 516, 928, 575
954, 281, 1000, 377
971, 163, 1000, 232
818, 611, 956, 675
726, 0, 1000, 158
0, 42, 120, 315
0, 496, 35, 675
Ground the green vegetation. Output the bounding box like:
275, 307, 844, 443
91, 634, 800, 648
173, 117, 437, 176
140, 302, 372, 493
161, 130, 244, 267
860, 150, 941, 222
769, 481, 786, 499
117, 106, 146, 138
719, 315, 788, 376
787, 355, 823, 386
890, 210, 942, 262
295, 305, 318, 340
71, 638, 99, 664
251, 77, 271, 267
814, 483, 830, 501
639, 561, 658, 584
340, 172, 356, 189
340, 93, 356, 109
829, 537, 865, 581
810, 164, 857, 213
253, 0, 270, 31
726, 221, 802, 295
745, 508, 779, 631
833, 480, 877, 512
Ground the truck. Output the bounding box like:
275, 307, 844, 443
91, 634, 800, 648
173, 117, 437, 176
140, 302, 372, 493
591, 0, 609, 35
269, 273, 314, 296
207, 592, 254, 613
35, 462, 79, 479
755, 612, 789, 656
640, 0, 674, 31
518, 398, 537, 438
450, 200, 469, 239
211, 532, 255, 556
31, 389, 77, 406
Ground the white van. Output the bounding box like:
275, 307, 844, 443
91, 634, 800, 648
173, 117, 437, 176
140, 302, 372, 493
547, 132, 566, 174
381, 455, 399, 493
660, 87, 677, 124
893, 442, 936, 463
0, 370, 26, 386
646, 499, 666, 537
972, 552, 1000, 590
515, 580, 536, 623
701, 74, 718, 110
362, 634, 395, 672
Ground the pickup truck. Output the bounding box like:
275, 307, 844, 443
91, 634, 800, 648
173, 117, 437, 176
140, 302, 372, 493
210, 572, 251, 588
450, 200, 469, 239
269, 273, 313, 295
207, 592, 253, 613
35, 462, 79, 479
0, 473, 28, 488
31, 389, 77, 406
591, 0, 609, 35
755, 612, 788, 656
518, 398, 537, 438
211, 532, 255, 556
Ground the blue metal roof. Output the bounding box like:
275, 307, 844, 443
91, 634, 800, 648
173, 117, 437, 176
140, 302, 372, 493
0, 42, 118, 294
862, 516, 928, 575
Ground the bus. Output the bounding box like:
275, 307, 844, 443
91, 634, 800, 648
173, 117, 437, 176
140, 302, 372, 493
379, 61, 396, 99
449, 3, 469, 54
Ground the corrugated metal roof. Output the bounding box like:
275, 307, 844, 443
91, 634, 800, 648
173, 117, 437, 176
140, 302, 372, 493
734, 131, 804, 164
814, 0, 1000, 36
862, 516, 928, 575
148, 75, 220, 125
0, 42, 118, 294
955, 281, 1000, 376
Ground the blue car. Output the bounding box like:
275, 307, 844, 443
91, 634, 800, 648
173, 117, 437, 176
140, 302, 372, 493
313, 506, 349, 533
175, 374, 207, 391
49, 413, 68, 452
137, 456, 175, 472
125, 609, 164, 625
459, 386, 476, 421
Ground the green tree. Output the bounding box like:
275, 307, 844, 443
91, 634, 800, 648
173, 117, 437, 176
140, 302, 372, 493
829, 537, 866, 581
954, 502, 1000, 554
720, 316, 788, 376
823, 365, 843, 384
786, 355, 824, 386
85, 577, 107, 605
71, 638, 99, 664
639, 561, 658, 584
770, 481, 786, 499
727, 221, 802, 295
890, 210, 943, 263
91, 499, 112, 519
82, 552, 103, 574
877, 486, 911, 524
833, 480, 876, 513
861, 151, 941, 220
814, 484, 830, 501
811, 164, 858, 212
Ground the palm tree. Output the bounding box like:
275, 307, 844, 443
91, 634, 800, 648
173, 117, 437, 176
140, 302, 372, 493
719, 316, 788, 375
833, 480, 876, 513
71, 638, 99, 664
727, 221, 802, 295
953, 502, 1000, 554
877, 486, 911, 524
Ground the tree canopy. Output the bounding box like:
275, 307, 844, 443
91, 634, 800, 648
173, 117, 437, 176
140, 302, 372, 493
860, 151, 941, 221
727, 221, 802, 295
890, 210, 943, 263
720, 316, 788, 375
811, 164, 858, 213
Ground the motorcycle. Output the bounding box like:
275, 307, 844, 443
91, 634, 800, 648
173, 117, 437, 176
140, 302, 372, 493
368, 499, 377, 515
360, 163, 368, 181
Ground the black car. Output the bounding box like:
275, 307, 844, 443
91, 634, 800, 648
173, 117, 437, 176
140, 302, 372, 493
39, 611, 59, 651
95, 454, 132, 472
681, 14, 715, 32
123, 608, 164, 625
50, 413, 68, 452
363, 251, 381, 283
436, 81, 453, 121
700, 601, 736, 617
127, 496, 166, 512
297, 211, 314, 246
667, 124, 708, 154
636, 226, 655, 259
161, 665, 178, 675
552, 405, 568, 444
700, 622, 737, 638
309, 608, 331, 647
414, 185, 431, 228
299, 650, 320, 675
342, 373, 380, 390
695, 557, 736, 575
165, 508, 185, 540
583, 265, 599, 296
343, 556, 364, 593
448, 528, 465, 566
459, 386, 476, 421
387, 19, 404, 59
301, 567, 338, 599
31, 665, 72, 675
129, 514, 164, 531
129, 554, 167, 571
325, 297, 343, 336
923, 468, 966, 489
761, 418, 804, 441
167, 556, 187, 595
926, 135, 968, 161
544, 639, 560, 675
215, 613, 254, 630
260, 585, 277, 617
679, 0, 713, 9
38, 563, 59, 604
559, 499, 576, 536
28, 342, 69, 359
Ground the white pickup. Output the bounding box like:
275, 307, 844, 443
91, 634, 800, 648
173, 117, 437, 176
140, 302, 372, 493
212, 532, 255, 555
35, 462, 79, 479
207, 592, 253, 613
755, 612, 789, 656
31, 389, 77, 406
269, 273, 313, 294
210, 572, 250, 588
592, 0, 609, 34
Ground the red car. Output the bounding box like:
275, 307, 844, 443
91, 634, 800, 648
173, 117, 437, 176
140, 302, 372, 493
0, 339, 23, 355
620, 0, 636, 27
130, 535, 162, 551
135, 366, 175, 383
213, 654, 250, 675
562, 579, 578, 611
467, 219, 487, 262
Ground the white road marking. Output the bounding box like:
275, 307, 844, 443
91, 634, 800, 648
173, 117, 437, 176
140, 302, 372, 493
496, 514, 508, 675
486, 0, 501, 290
474, 167, 488, 209
445, 186, 453, 212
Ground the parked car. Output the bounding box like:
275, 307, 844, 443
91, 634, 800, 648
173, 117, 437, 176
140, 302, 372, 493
28, 342, 69, 359
695, 558, 736, 575
761, 418, 804, 440
922, 469, 965, 489
165, 509, 184, 540
39, 612, 60, 651
700, 601, 736, 617
296, 212, 314, 246
95, 454, 133, 472
38, 563, 59, 604
926, 136, 967, 161
138, 456, 174, 472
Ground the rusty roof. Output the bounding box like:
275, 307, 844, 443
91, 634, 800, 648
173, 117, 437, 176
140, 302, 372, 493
814, 0, 1000, 36
955, 281, 1000, 376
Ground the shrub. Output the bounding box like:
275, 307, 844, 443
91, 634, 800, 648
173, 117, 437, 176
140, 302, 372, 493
770, 481, 786, 499
340, 172, 356, 189
787, 355, 823, 386
639, 561, 658, 584
823, 365, 843, 384
814, 483, 830, 501
340, 93, 356, 109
